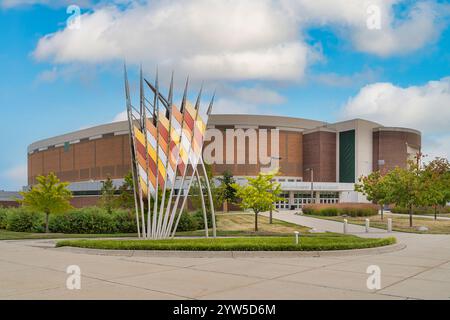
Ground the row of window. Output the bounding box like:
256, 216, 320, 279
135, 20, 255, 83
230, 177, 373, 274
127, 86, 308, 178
274, 192, 340, 209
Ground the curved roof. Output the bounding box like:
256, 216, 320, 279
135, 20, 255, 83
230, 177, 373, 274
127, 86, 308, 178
373, 126, 422, 136
28, 114, 328, 153
208, 114, 326, 129
27, 114, 420, 153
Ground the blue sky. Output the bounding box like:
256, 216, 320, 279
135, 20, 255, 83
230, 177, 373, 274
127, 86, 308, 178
1, 0, 450, 190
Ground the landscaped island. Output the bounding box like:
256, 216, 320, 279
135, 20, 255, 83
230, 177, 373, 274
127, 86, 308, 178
56, 235, 396, 251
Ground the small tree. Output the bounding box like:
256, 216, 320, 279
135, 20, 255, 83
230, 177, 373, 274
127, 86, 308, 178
217, 170, 237, 212
99, 176, 117, 214
19, 173, 72, 233
233, 171, 282, 232
190, 163, 221, 213
116, 172, 135, 210
383, 160, 423, 228
421, 158, 450, 220
355, 171, 390, 220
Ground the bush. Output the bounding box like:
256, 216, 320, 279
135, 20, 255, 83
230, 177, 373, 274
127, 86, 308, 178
111, 209, 138, 233
0, 208, 8, 229
303, 203, 377, 217
6, 208, 45, 232
192, 210, 213, 230
49, 207, 138, 234
175, 212, 199, 232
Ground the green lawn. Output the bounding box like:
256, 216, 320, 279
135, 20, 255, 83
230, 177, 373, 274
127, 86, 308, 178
308, 214, 450, 234
56, 235, 396, 251
177, 213, 310, 237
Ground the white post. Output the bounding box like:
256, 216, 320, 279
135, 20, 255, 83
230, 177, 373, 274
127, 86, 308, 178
387, 218, 392, 233
343, 219, 348, 234
365, 219, 370, 233
294, 231, 300, 245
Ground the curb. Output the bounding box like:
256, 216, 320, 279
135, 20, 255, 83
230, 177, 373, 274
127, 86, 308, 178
53, 243, 406, 258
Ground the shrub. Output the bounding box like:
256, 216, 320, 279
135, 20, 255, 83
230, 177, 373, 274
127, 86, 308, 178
6, 208, 45, 232
302, 203, 377, 217
192, 210, 213, 230
0, 208, 8, 229
111, 209, 137, 233
50, 207, 116, 234
176, 212, 199, 232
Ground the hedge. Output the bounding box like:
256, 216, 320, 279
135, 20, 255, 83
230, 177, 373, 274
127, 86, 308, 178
302, 203, 377, 217
56, 236, 397, 251
175, 210, 213, 232
0, 207, 212, 234
49, 208, 137, 234
6, 208, 45, 232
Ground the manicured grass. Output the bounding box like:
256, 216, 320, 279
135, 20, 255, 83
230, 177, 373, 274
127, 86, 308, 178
56, 235, 396, 251
176, 213, 310, 237
310, 214, 450, 234
0, 229, 137, 240
392, 211, 450, 218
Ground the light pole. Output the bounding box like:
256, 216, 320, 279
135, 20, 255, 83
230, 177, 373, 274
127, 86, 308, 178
305, 168, 314, 204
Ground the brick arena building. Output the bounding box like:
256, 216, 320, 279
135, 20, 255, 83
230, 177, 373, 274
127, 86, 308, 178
27, 115, 421, 209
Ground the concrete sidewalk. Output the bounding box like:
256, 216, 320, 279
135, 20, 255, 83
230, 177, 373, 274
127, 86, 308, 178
262, 211, 393, 238
1, 213, 450, 300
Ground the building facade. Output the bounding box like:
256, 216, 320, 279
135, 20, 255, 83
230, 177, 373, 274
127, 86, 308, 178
27, 115, 421, 209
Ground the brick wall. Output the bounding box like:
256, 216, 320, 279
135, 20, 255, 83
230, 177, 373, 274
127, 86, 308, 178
28, 134, 131, 185
303, 131, 336, 182
373, 130, 421, 172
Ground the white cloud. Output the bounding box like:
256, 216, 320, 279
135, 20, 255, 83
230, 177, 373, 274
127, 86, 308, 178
284, 0, 446, 57
1, 164, 27, 190
34, 0, 310, 81
32, 0, 448, 84
310, 67, 382, 88
351, 1, 442, 56
342, 77, 450, 134
219, 85, 285, 106
341, 77, 450, 159
423, 135, 450, 161
35, 67, 59, 83
212, 98, 261, 115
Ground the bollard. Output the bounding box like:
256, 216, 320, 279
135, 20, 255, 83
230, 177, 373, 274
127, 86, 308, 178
343, 219, 348, 234
294, 231, 300, 245
365, 218, 370, 233
387, 218, 392, 233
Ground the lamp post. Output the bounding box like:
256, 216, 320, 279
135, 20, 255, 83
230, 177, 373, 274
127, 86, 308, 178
305, 168, 314, 204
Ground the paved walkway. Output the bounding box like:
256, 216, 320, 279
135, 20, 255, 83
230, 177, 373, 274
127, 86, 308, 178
262, 211, 391, 237
1, 213, 450, 300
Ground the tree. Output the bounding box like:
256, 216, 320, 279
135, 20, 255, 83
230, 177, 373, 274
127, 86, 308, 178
19, 173, 72, 233
217, 170, 237, 212
116, 171, 135, 210
355, 171, 390, 220
233, 171, 282, 231
383, 159, 423, 228
420, 158, 450, 220
190, 164, 220, 213
99, 176, 116, 214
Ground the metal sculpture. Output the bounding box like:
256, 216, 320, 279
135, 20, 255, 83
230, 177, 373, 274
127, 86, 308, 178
124, 65, 216, 239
